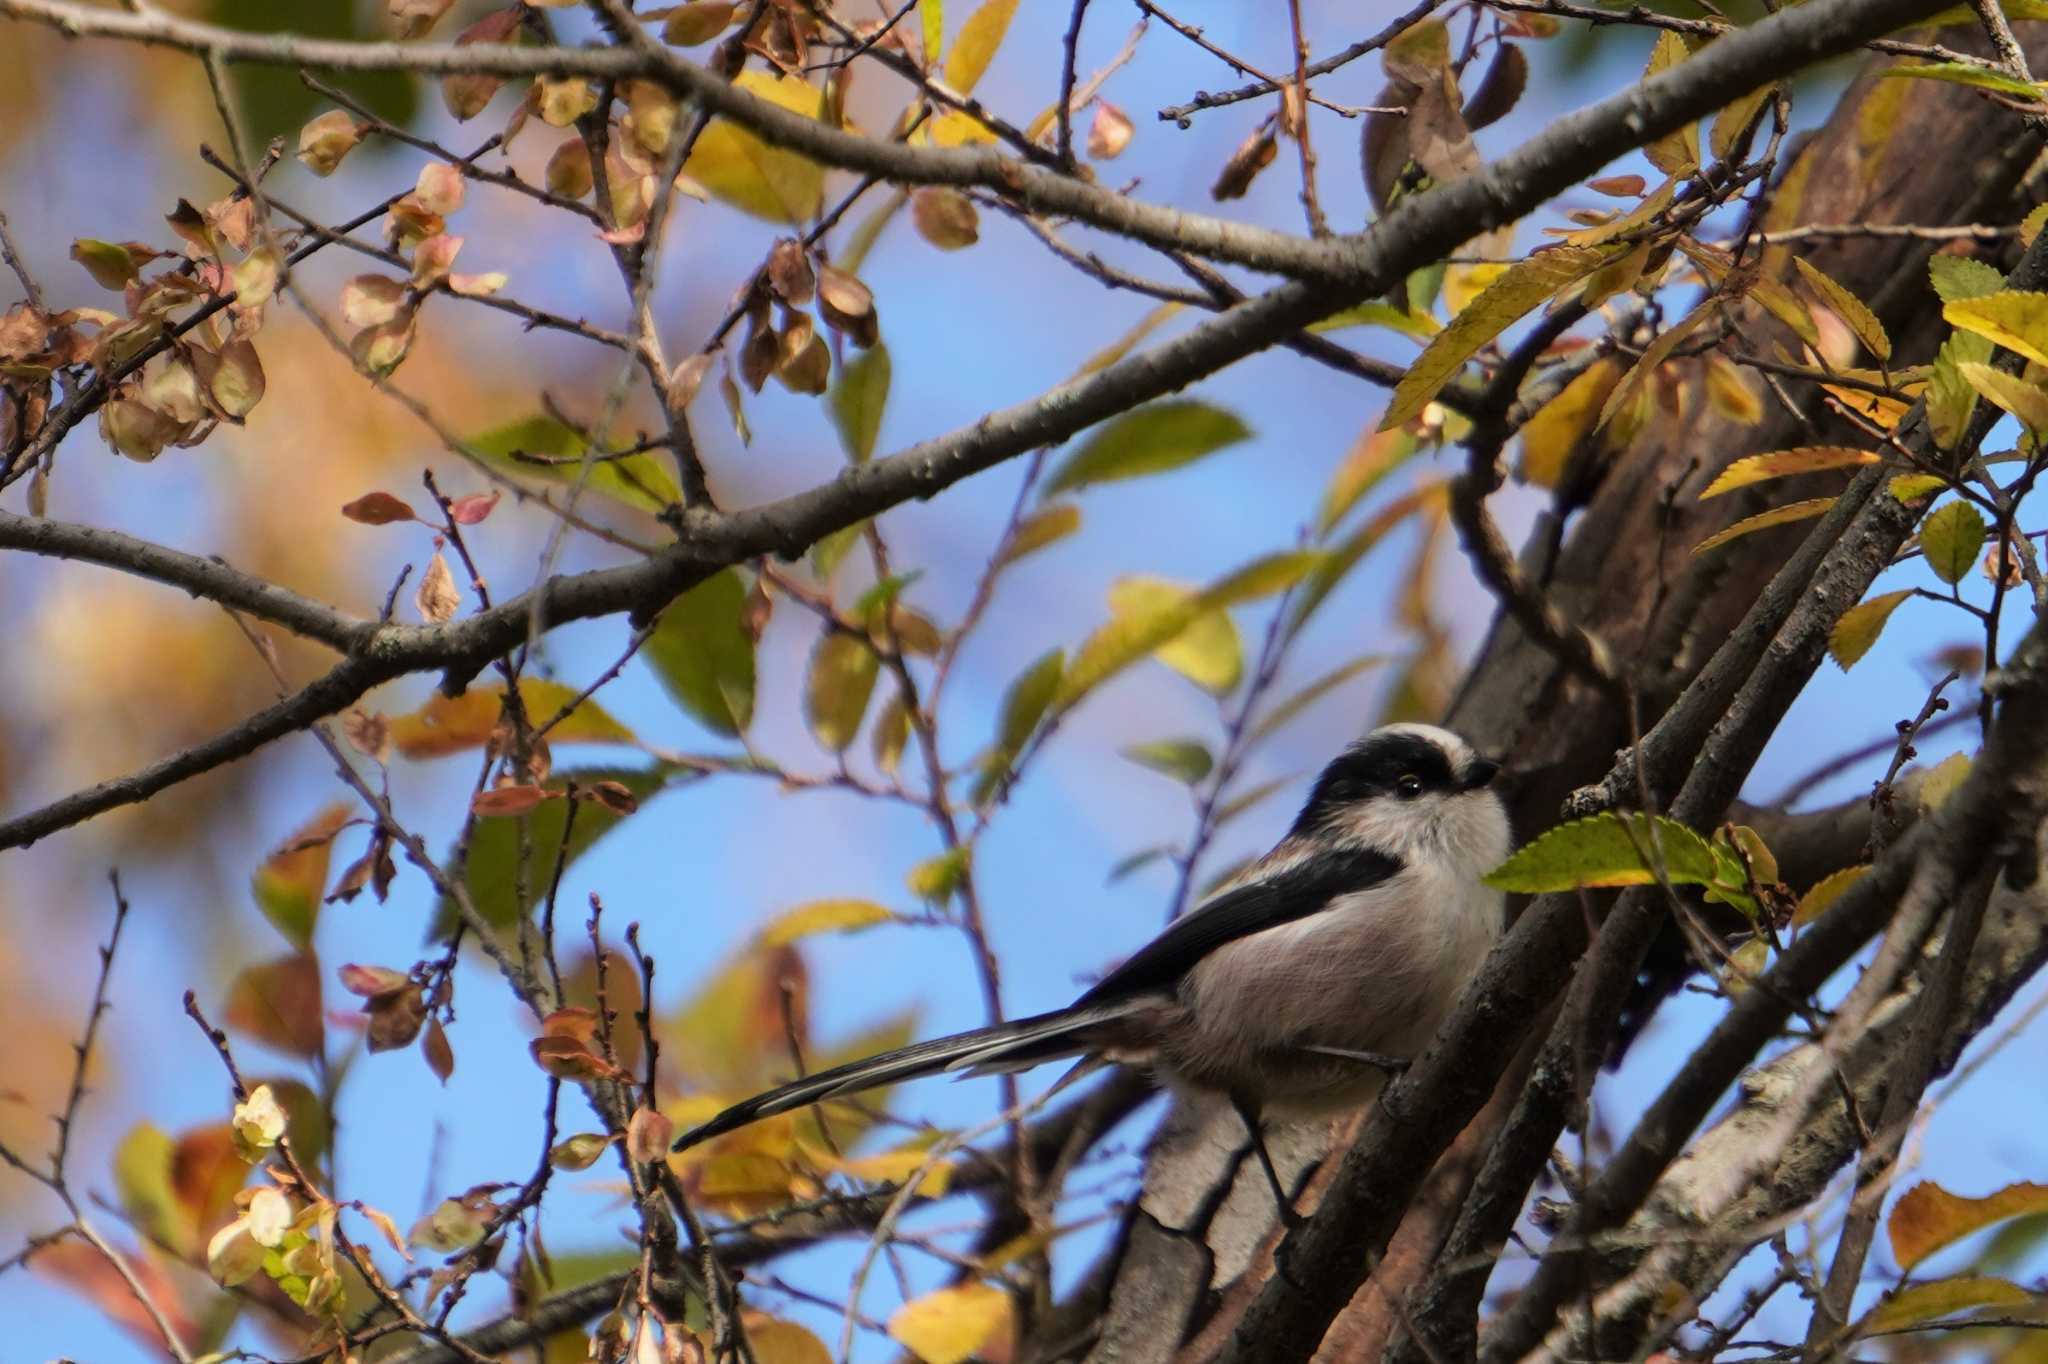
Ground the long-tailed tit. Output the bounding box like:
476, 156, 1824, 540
673, 723, 1509, 1212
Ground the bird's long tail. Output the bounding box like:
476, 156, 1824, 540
671, 1001, 1135, 1151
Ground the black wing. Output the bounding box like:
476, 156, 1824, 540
1073, 844, 1402, 1007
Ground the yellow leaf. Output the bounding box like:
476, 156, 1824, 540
1891, 473, 1947, 503
1860, 1276, 2033, 1335
1915, 751, 1972, 810
888, 1283, 1013, 1364
943, 0, 1019, 94
1711, 84, 1776, 161
1893, 1183, 2048, 1270
683, 73, 827, 223
1692, 497, 1835, 556
1103, 578, 1242, 696
743, 1317, 833, 1364
927, 108, 999, 148
1823, 383, 1913, 430
1643, 33, 1699, 175
1703, 355, 1763, 426
1700, 447, 1879, 498
1944, 291, 2048, 368
1793, 865, 1866, 927
830, 1144, 955, 1197
1520, 357, 1622, 488
1319, 423, 1421, 532
1794, 256, 1890, 363
1443, 263, 1509, 316
1383, 246, 1619, 428
1828, 588, 1914, 670
1956, 359, 2048, 432
1563, 176, 1677, 248
804, 630, 880, 752
1601, 301, 1718, 430
757, 899, 898, 947
387, 681, 636, 758
251, 803, 353, 951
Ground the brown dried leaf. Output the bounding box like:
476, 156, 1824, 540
1212, 123, 1278, 201
471, 783, 550, 816
365, 984, 427, 1052
545, 136, 594, 200
422, 1019, 454, 1083
417, 550, 461, 623
627, 1107, 675, 1164
298, 110, 367, 174
668, 352, 715, 410
225, 953, 325, 1060
341, 491, 417, 524
663, 1, 736, 44
767, 238, 816, 305
447, 490, 501, 524
911, 188, 979, 250
1087, 101, 1133, 158
816, 264, 878, 346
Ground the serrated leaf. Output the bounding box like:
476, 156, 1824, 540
1120, 738, 1213, 785
805, 631, 880, 752
1889, 1181, 2048, 1271
1944, 291, 2048, 368
1643, 32, 1699, 175
1829, 588, 1914, 670
758, 899, 899, 946
1710, 83, 1775, 160
1793, 256, 1890, 363
1930, 328, 1994, 451
1519, 357, 1623, 489
829, 340, 890, 463
388, 681, 635, 758
998, 503, 1080, 567
1600, 300, 1718, 431
1921, 501, 1987, 584
682, 72, 827, 223
1881, 61, 2044, 97
1700, 447, 1880, 498
1044, 400, 1251, 496
434, 766, 669, 938
1383, 246, 1617, 428
1956, 359, 2048, 433
644, 570, 755, 738
1482, 812, 1720, 893
1891, 473, 1948, 503
1692, 497, 1835, 555
1930, 254, 2006, 304
1793, 864, 1867, 926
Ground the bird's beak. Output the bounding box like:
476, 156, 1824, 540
1462, 759, 1501, 790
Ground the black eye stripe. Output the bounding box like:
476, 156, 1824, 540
1291, 733, 1462, 831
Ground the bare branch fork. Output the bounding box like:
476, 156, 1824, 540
0, 0, 1964, 856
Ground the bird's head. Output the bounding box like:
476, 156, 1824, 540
1289, 723, 1509, 870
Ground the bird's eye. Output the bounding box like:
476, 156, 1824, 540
1396, 774, 1424, 799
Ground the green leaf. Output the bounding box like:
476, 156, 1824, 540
644, 570, 755, 737
1057, 552, 1319, 712
1383, 245, 1618, 429
1700, 447, 1879, 499
812, 521, 866, 581
1929, 329, 1993, 451
829, 340, 891, 463
1956, 359, 2048, 433
1692, 497, 1835, 556
251, 804, 351, 952
907, 847, 971, 903
758, 898, 899, 946
1248, 656, 1394, 745
1793, 257, 1890, 363
1107, 845, 1173, 883
1860, 1276, 2033, 1334
1107, 578, 1242, 695
1483, 813, 1721, 893
1930, 254, 2005, 304
1829, 588, 1914, 670
1794, 864, 1867, 926
805, 631, 881, 752
1307, 302, 1439, 340
1921, 501, 1987, 585
434, 766, 671, 938
971, 647, 1064, 805
872, 689, 911, 774
1043, 400, 1251, 496
1211, 776, 1293, 829
1891, 474, 1949, 503
997, 503, 1081, 567
1121, 738, 1213, 785
1881, 61, 2044, 98
1944, 291, 2048, 368
468, 414, 680, 516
